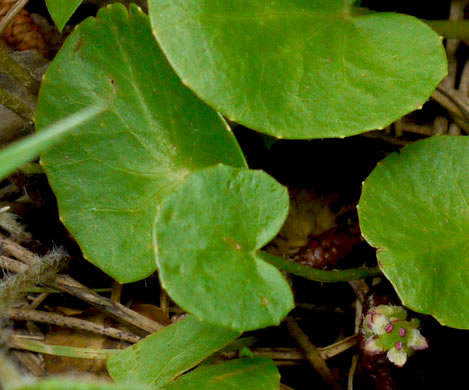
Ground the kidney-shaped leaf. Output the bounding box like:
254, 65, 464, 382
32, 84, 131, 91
358, 136, 469, 328
13, 379, 152, 390
107, 315, 239, 386
148, 0, 447, 139
36, 4, 245, 282
46, 0, 82, 32
161, 358, 279, 390
154, 165, 294, 331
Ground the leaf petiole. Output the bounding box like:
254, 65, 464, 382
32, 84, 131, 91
260, 252, 381, 283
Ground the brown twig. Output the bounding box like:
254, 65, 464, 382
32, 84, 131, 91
51, 274, 163, 336
0, 208, 31, 242
0, 251, 61, 312
361, 131, 411, 146
27, 292, 49, 310
287, 317, 342, 390
433, 116, 449, 135
348, 299, 363, 390
319, 334, 358, 360
0, 234, 164, 336
0, 233, 40, 265
460, 61, 469, 96
4, 308, 142, 344
442, 0, 466, 89
244, 334, 358, 362
348, 280, 368, 303
399, 120, 435, 136
433, 85, 469, 133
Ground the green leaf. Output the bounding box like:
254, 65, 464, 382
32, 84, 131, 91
11, 379, 152, 390
154, 165, 294, 331
15, 359, 278, 390
45, 0, 82, 32
161, 358, 279, 390
358, 136, 469, 329
107, 315, 239, 386
148, 0, 447, 139
35, 4, 246, 283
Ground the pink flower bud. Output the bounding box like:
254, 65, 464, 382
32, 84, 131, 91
399, 327, 406, 337
385, 323, 394, 333
395, 341, 403, 350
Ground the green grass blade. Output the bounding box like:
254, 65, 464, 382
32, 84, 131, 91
0, 105, 105, 180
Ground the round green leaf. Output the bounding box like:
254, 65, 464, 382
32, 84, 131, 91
13, 379, 152, 390
161, 358, 279, 390
154, 165, 294, 331
148, 0, 447, 139
36, 4, 246, 283
358, 136, 469, 328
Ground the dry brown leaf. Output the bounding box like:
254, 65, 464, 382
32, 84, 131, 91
130, 303, 171, 326
43, 310, 126, 380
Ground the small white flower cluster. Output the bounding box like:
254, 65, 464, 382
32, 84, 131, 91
362, 305, 428, 367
